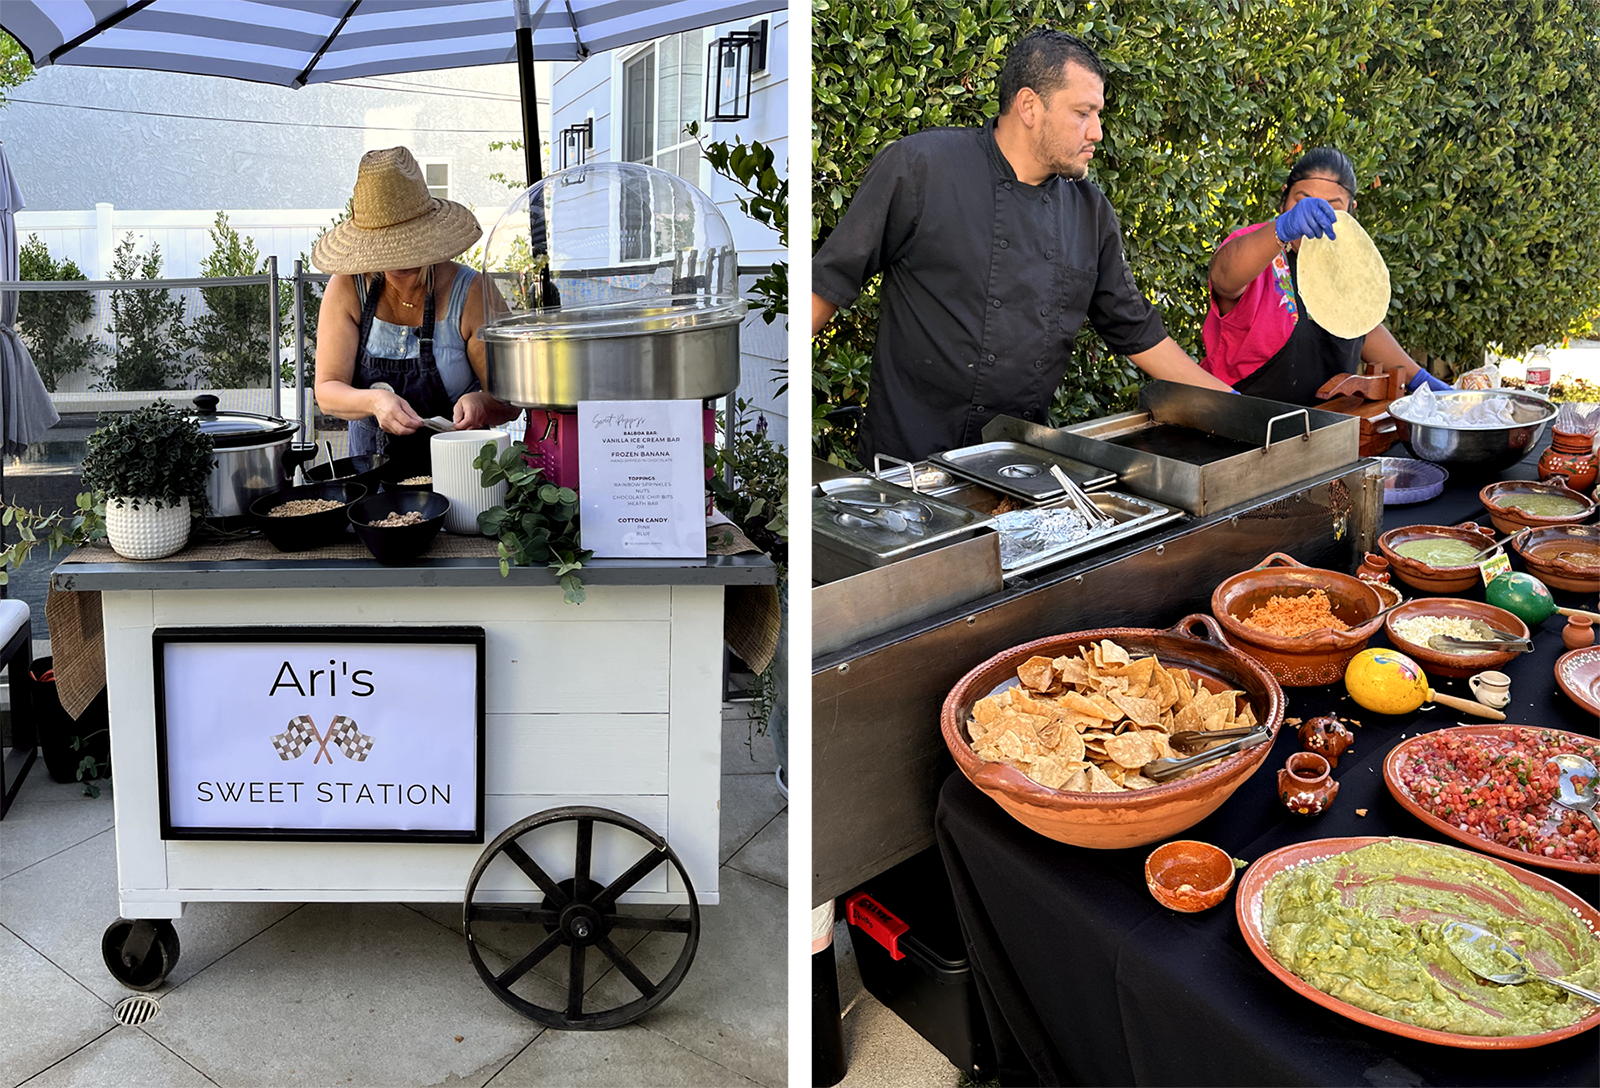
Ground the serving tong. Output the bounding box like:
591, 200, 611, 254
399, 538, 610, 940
1142, 725, 1273, 783
1426, 619, 1534, 654
1048, 464, 1116, 531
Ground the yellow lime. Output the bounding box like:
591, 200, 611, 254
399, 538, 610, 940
1344, 648, 1430, 715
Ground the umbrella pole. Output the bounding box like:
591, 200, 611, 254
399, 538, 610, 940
515, 22, 543, 186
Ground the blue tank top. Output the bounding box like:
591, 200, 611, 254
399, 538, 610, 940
356, 266, 479, 399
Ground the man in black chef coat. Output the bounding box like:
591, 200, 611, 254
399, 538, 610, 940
812, 29, 1234, 465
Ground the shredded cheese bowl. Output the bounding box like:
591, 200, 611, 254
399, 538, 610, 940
1383, 599, 1530, 680
1211, 552, 1387, 687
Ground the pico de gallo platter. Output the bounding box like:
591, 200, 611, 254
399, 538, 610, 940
1383, 725, 1599, 874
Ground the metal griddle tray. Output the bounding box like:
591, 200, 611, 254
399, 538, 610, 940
812, 476, 989, 569
978, 490, 1181, 580
926, 441, 1117, 502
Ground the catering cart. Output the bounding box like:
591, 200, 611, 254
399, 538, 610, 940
53, 556, 770, 1028
49, 162, 778, 1032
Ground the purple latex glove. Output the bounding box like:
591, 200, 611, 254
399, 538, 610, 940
1407, 369, 1454, 393
1275, 198, 1338, 243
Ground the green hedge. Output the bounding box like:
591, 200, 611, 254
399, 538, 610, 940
812, 0, 1600, 463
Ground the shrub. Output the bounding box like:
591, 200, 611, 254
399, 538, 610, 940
96, 234, 190, 391
812, 0, 1600, 462
16, 234, 102, 391
192, 212, 280, 388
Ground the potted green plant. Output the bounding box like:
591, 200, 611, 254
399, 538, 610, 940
81, 401, 215, 559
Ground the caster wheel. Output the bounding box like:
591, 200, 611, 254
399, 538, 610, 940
102, 919, 180, 991
464, 806, 699, 1030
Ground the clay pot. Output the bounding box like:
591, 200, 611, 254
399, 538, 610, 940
1278, 751, 1338, 816
1564, 616, 1597, 651
1378, 523, 1499, 594
1144, 840, 1236, 912
1383, 598, 1532, 680
1298, 716, 1354, 767
1512, 525, 1600, 594
941, 615, 1285, 849
1478, 480, 1596, 536
1357, 553, 1391, 583
1538, 430, 1597, 493
1210, 552, 1386, 687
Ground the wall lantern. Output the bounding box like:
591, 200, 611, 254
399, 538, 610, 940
704, 19, 768, 123
560, 119, 592, 170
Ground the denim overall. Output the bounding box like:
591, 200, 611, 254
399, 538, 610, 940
347, 272, 453, 480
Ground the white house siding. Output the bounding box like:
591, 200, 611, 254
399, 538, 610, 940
549, 12, 789, 446
2, 63, 551, 213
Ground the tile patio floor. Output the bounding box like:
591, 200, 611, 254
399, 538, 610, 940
1, 704, 787, 1088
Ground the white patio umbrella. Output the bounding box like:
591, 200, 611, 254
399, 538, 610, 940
0, 140, 60, 458
1, 0, 784, 185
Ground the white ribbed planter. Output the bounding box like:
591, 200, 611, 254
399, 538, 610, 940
104, 496, 191, 560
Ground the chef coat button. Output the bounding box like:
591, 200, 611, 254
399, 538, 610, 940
1043, 194, 1051, 203
1023, 410, 1038, 421
991, 298, 1001, 308
1004, 182, 1013, 190
986, 353, 996, 364
999, 239, 1009, 249
976, 405, 986, 413
1046, 250, 1054, 260
1034, 361, 1044, 370
1038, 306, 1048, 316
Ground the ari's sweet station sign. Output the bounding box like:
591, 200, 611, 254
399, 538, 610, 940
154, 627, 485, 842
577, 399, 707, 559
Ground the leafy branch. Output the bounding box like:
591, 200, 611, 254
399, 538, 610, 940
473, 441, 593, 604
0, 493, 106, 586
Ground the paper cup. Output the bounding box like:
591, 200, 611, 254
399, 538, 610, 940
431, 429, 510, 534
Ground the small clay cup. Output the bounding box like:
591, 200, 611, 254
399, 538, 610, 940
1278, 751, 1338, 816
1564, 616, 1596, 651
1144, 840, 1236, 912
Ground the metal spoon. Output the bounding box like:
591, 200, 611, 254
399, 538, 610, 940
1442, 921, 1600, 1004
1143, 725, 1272, 783
1428, 633, 1534, 654
1464, 526, 1530, 564
1550, 753, 1600, 835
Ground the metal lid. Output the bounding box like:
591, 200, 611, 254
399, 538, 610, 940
190, 394, 297, 448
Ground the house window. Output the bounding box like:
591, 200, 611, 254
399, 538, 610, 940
422, 161, 450, 201
620, 29, 706, 261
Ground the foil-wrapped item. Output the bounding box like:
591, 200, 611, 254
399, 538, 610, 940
994, 507, 1095, 569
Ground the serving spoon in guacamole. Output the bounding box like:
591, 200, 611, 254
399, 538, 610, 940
1443, 921, 1600, 1004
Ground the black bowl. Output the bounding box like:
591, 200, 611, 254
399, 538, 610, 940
306, 453, 389, 493
348, 490, 449, 565
250, 482, 367, 551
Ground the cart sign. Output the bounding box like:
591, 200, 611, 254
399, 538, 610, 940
576, 399, 708, 559
154, 627, 485, 842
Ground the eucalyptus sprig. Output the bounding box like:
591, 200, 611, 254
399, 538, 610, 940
473, 440, 593, 605
0, 492, 106, 585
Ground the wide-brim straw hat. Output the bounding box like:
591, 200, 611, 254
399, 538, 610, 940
311, 147, 482, 274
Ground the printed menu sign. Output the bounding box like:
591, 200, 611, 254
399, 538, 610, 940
154, 628, 485, 841
577, 399, 707, 559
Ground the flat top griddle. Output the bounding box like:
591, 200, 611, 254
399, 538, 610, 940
1103, 423, 1258, 465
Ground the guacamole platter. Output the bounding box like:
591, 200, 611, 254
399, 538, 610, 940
1236, 836, 1600, 1048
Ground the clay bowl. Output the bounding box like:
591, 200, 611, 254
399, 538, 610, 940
1377, 523, 1499, 594
1512, 524, 1600, 594
1478, 480, 1596, 535
941, 614, 1285, 849
1145, 840, 1236, 912
1210, 552, 1386, 687
1383, 598, 1531, 679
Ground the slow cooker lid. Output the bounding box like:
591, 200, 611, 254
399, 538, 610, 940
190, 394, 298, 447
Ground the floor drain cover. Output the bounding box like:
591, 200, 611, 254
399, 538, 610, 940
113, 994, 161, 1026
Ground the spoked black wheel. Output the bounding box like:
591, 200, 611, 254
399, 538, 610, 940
464, 806, 699, 1030
101, 918, 180, 991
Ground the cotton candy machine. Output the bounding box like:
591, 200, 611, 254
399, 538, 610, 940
479, 163, 746, 487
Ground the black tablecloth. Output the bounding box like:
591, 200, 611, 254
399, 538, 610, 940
936, 452, 1600, 1087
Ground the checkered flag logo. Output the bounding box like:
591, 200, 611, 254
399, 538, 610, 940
268, 716, 375, 762
328, 715, 375, 762
270, 716, 319, 761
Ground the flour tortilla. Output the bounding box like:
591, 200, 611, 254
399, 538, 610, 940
1296, 209, 1391, 339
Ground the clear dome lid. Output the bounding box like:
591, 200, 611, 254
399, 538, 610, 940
480, 161, 745, 339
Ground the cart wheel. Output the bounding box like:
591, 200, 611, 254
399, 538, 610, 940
463, 806, 699, 1030
101, 919, 180, 991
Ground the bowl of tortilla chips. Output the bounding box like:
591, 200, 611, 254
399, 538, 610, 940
941, 615, 1285, 848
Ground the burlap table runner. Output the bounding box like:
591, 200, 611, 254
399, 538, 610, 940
48, 523, 774, 715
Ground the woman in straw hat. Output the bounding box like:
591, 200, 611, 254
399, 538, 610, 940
312, 146, 520, 478
1201, 145, 1450, 405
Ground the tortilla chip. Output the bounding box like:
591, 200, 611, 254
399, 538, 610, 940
973, 697, 1005, 727
1056, 727, 1086, 764
1104, 730, 1159, 769
1018, 655, 1058, 692
1030, 755, 1073, 789
1122, 774, 1159, 790
1109, 691, 1162, 728
1086, 764, 1126, 792
1059, 690, 1110, 721
1060, 767, 1091, 793
1054, 655, 1091, 687
1097, 640, 1132, 667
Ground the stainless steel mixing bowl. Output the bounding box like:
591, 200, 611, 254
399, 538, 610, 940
1389, 389, 1558, 472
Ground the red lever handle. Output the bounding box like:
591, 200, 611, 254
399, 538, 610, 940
844, 891, 909, 960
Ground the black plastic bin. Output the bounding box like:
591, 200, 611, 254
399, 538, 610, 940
845, 846, 995, 1078
28, 656, 110, 784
